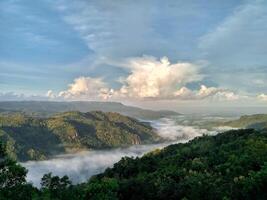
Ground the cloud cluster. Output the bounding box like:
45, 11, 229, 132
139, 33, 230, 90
117, 56, 203, 99
174, 85, 239, 101
258, 94, 267, 101
48, 56, 240, 102
56, 77, 112, 100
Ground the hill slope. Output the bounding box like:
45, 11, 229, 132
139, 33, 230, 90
0, 101, 179, 119
1, 129, 267, 199
87, 129, 267, 200
223, 114, 267, 129
0, 111, 161, 161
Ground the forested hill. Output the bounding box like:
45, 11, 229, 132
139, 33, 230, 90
89, 128, 267, 200
0, 101, 179, 119
1, 129, 267, 199
222, 114, 267, 129
0, 111, 161, 161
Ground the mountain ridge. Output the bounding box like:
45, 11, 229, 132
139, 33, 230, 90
0, 111, 162, 161
222, 114, 267, 129
0, 101, 180, 119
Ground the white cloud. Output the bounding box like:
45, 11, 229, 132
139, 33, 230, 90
46, 90, 55, 98
174, 85, 239, 101
49, 56, 241, 102
197, 85, 239, 101
0, 92, 25, 101
174, 87, 194, 99
0, 92, 48, 101
258, 94, 267, 101
115, 56, 203, 99
199, 0, 267, 66
56, 77, 113, 100
51, 0, 267, 98
53, 0, 213, 61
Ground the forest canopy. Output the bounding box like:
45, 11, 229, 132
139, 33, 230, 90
1, 128, 267, 199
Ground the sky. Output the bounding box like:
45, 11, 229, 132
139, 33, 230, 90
0, 0, 267, 109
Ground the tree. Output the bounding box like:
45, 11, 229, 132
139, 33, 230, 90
85, 177, 119, 200
41, 172, 73, 199
0, 142, 27, 188
0, 142, 34, 200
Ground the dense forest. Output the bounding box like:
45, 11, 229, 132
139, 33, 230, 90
0, 111, 160, 161
1, 128, 267, 199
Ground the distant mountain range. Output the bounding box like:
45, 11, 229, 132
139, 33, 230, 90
222, 114, 267, 130
0, 101, 180, 119
0, 111, 162, 161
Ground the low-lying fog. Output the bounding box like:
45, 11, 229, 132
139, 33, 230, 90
21, 116, 233, 187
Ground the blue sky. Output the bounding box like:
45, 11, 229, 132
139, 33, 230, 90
0, 0, 267, 106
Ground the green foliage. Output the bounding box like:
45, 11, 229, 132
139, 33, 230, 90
40, 173, 79, 200
0, 142, 36, 200
0, 143, 85, 200
1, 127, 267, 199
0, 111, 160, 161
85, 177, 119, 200
89, 129, 267, 200
41, 173, 71, 190
0, 142, 27, 188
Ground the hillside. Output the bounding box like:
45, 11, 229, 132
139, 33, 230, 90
1, 129, 267, 199
0, 101, 179, 119
0, 111, 161, 161
222, 114, 267, 129
87, 129, 267, 200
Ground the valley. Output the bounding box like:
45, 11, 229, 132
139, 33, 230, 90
21, 114, 235, 187
0, 111, 161, 161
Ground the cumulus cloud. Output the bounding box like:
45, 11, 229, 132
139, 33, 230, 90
115, 56, 203, 99
55, 77, 113, 100
174, 85, 239, 101
48, 56, 240, 102
46, 90, 55, 99
258, 94, 267, 101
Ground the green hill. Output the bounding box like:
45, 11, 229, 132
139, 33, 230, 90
0, 101, 179, 119
223, 114, 267, 129
1, 129, 267, 199
0, 111, 161, 161
88, 129, 267, 200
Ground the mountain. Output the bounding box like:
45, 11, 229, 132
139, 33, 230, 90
0, 101, 179, 119
2, 129, 267, 199
87, 129, 267, 200
222, 114, 267, 129
0, 111, 161, 161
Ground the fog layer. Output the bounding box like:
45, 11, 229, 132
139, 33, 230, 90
21, 117, 223, 187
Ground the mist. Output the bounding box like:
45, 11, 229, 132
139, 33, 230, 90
21, 117, 226, 187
